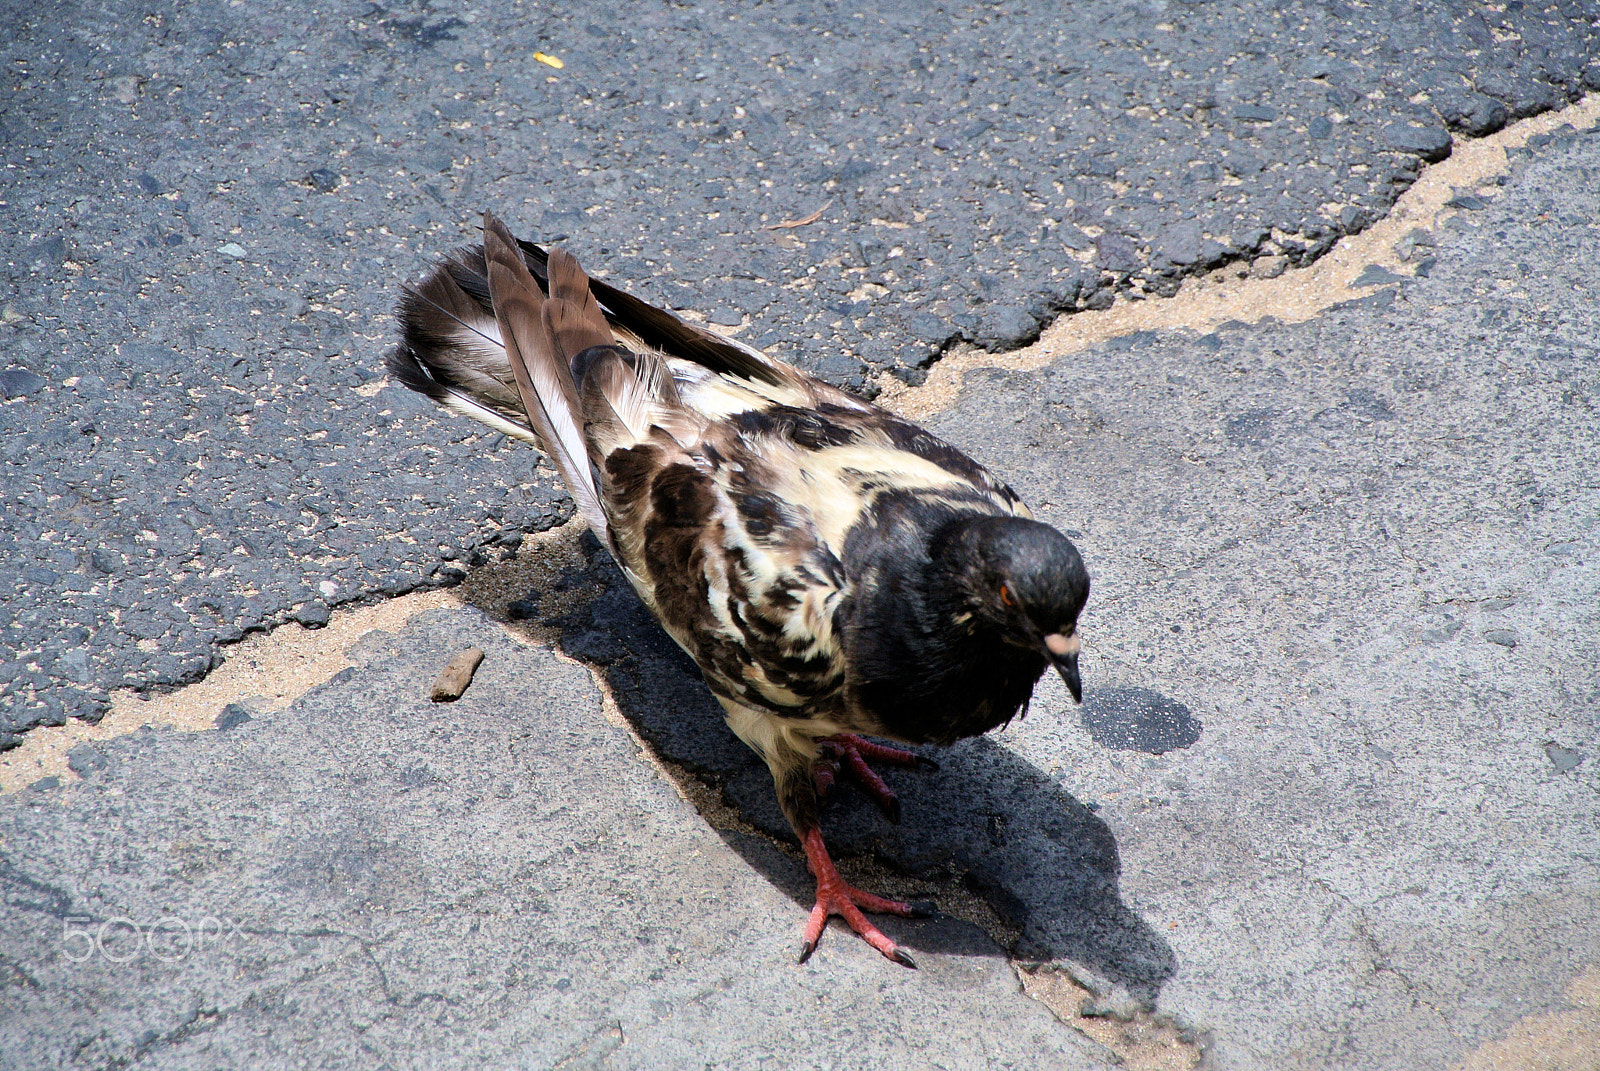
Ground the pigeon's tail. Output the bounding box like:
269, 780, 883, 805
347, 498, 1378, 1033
387, 213, 612, 538
388, 247, 537, 445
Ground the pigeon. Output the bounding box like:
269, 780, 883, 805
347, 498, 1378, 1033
388, 213, 1090, 967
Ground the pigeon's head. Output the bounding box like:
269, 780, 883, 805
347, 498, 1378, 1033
937, 515, 1090, 702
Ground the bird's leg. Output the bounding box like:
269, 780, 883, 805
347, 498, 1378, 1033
797, 826, 927, 968
722, 701, 935, 968
816, 733, 938, 824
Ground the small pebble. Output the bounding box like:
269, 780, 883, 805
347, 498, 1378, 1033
430, 647, 485, 701
216, 703, 253, 731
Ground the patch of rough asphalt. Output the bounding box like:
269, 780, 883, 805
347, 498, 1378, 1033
3, 0, 1598, 739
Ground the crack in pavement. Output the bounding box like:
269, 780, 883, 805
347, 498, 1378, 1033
14, 99, 1593, 799
878, 94, 1600, 422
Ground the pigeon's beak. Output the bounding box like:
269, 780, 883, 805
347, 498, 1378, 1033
1044, 631, 1082, 704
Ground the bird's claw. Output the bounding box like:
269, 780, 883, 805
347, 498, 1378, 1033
816, 733, 935, 823
799, 827, 926, 968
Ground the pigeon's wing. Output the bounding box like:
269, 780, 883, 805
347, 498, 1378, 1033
580, 345, 1031, 724
391, 228, 868, 451
575, 344, 852, 724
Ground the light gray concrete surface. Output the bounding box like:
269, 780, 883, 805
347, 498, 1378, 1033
918, 125, 1600, 1069
0, 607, 1104, 1070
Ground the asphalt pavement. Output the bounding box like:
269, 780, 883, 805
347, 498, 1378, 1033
2, 1, 1598, 1068
3, 0, 1598, 737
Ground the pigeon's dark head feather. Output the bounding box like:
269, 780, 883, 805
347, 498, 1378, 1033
937, 516, 1089, 636
930, 514, 1090, 701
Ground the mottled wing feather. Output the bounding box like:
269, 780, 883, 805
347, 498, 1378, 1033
588, 369, 1026, 720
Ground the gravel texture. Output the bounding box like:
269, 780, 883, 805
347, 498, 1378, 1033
3, 0, 1599, 741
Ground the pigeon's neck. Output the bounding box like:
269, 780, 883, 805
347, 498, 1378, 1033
842, 532, 1046, 746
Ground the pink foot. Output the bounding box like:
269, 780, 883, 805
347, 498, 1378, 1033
796, 827, 929, 967
815, 733, 937, 823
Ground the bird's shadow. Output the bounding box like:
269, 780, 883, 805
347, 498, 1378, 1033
502, 533, 1180, 1004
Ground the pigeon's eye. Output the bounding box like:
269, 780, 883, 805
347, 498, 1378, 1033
998, 583, 1016, 608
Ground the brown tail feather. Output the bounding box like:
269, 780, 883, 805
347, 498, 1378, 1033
544, 248, 614, 357
544, 297, 614, 367
481, 212, 610, 536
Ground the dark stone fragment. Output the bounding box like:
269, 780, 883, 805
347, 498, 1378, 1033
66, 743, 117, 779
1382, 123, 1452, 161
974, 306, 1040, 351
1234, 104, 1276, 123
1154, 222, 1205, 267
306, 168, 341, 193
294, 602, 331, 627
1340, 206, 1373, 232
0, 368, 47, 397
379, 573, 415, 596
810, 352, 869, 393
901, 310, 952, 346
22, 564, 58, 586
136, 172, 164, 195
1094, 233, 1139, 274
55, 648, 92, 684
1352, 264, 1407, 288
1433, 89, 1509, 136
1308, 116, 1332, 139
215, 703, 253, 731
1473, 71, 1559, 119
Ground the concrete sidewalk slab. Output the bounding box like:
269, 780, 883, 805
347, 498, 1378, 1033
0, 606, 1106, 1070
913, 123, 1599, 1069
